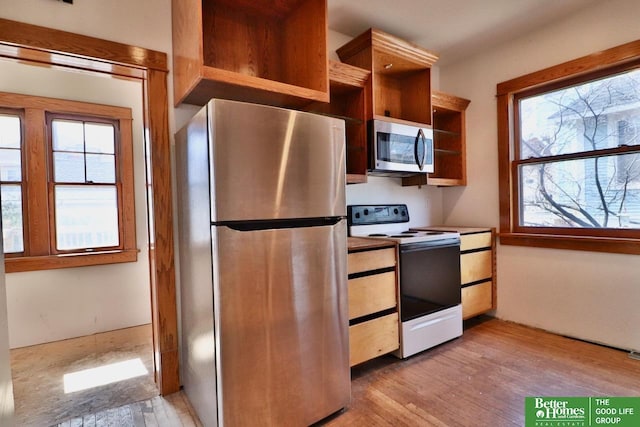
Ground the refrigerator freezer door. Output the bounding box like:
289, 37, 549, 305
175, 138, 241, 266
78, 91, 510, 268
212, 220, 350, 426
207, 99, 346, 222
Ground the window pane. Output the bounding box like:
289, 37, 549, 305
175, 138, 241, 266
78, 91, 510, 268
520, 154, 640, 228
85, 123, 115, 154
519, 68, 640, 159
0, 114, 21, 149
54, 152, 85, 182
86, 154, 115, 183
55, 185, 119, 250
0, 149, 21, 182
1, 184, 24, 253
52, 119, 84, 152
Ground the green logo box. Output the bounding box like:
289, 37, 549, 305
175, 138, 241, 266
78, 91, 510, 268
525, 397, 640, 427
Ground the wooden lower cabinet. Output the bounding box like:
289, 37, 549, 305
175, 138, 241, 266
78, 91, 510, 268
459, 228, 496, 320
461, 281, 493, 319
347, 238, 399, 367
348, 247, 396, 275
349, 312, 399, 367
348, 271, 396, 320
461, 250, 492, 284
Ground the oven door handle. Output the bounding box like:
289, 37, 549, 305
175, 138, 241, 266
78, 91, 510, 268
400, 239, 460, 253
409, 313, 459, 331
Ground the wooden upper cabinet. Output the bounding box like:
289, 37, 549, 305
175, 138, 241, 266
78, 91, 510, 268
306, 60, 371, 184
402, 90, 471, 187
171, 0, 330, 107
336, 28, 438, 126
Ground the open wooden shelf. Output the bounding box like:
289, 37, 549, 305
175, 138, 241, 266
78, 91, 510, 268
171, 0, 329, 107
306, 60, 371, 184
336, 28, 438, 126
403, 90, 470, 187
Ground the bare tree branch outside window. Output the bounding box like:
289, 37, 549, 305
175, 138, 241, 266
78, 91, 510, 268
517, 68, 640, 229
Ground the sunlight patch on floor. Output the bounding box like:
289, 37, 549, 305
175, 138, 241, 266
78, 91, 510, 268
63, 358, 148, 393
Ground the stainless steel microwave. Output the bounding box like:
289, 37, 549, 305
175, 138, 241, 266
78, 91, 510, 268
369, 119, 434, 176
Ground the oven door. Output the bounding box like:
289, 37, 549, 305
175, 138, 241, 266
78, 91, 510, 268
370, 120, 434, 174
398, 239, 461, 322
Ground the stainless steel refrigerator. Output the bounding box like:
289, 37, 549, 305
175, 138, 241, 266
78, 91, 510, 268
175, 99, 350, 426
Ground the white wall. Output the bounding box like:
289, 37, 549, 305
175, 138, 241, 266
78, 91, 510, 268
440, 0, 640, 351
0, 0, 175, 348
346, 177, 443, 227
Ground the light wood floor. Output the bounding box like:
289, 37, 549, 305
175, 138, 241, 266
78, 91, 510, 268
11, 324, 160, 426
325, 317, 640, 426
12, 317, 640, 426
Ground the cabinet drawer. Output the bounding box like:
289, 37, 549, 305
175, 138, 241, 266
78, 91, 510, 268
460, 232, 492, 252
462, 281, 493, 319
461, 250, 492, 284
348, 271, 396, 320
349, 312, 399, 367
348, 247, 396, 275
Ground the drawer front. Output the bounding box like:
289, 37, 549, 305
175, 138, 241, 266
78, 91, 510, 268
461, 250, 492, 284
460, 231, 492, 252
462, 281, 493, 319
349, 312, 399, 366
348, 271, 396, 320
399, 305, 462, 358
348, 247, 396, 275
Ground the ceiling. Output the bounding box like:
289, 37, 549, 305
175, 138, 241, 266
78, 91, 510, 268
327, 0, 598, 66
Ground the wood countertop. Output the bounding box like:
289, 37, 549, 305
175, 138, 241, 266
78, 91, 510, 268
347, 237, 396, 252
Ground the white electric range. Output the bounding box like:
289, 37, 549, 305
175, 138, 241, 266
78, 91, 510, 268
348, 204, 463, 358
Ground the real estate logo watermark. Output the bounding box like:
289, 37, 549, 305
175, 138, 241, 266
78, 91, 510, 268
525, 397, 640, 427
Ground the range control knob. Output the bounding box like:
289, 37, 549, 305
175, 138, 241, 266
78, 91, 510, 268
364, 209, 369, 215
393, 208, 399, 215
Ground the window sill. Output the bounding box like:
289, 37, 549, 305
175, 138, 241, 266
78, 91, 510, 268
5, 249, 139, 273
499, 233, 640, 255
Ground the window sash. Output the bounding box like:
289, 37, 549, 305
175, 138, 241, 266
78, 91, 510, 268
497, 42, 640, 253
46, 113, 124, 255
510, 62, 640, 238
0, 108, 26, 256
49, 182, 123, 254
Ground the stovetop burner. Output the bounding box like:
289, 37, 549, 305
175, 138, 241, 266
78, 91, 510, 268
348, 204, 460, 244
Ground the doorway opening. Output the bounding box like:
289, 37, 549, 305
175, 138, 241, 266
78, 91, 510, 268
0, 17, 179, 425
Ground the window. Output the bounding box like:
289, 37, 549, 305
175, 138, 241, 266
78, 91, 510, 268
0, 93, 137, 271
497, 40, 640, 254
0, 110, 24, 254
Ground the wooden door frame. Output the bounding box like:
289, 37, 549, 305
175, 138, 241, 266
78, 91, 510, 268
0, 18, 180, 395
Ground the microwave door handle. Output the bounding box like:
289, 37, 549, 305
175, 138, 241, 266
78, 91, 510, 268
415, 128, 426, 171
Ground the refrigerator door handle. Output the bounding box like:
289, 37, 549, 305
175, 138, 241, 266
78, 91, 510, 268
223, 217, 344, 232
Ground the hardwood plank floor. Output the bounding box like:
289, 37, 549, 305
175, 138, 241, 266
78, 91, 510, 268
324, 317, 640, 427
16, 318, 640, 426
56, 392, 202, 427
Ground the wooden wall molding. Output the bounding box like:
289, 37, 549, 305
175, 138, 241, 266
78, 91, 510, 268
0, 18, 179, 394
